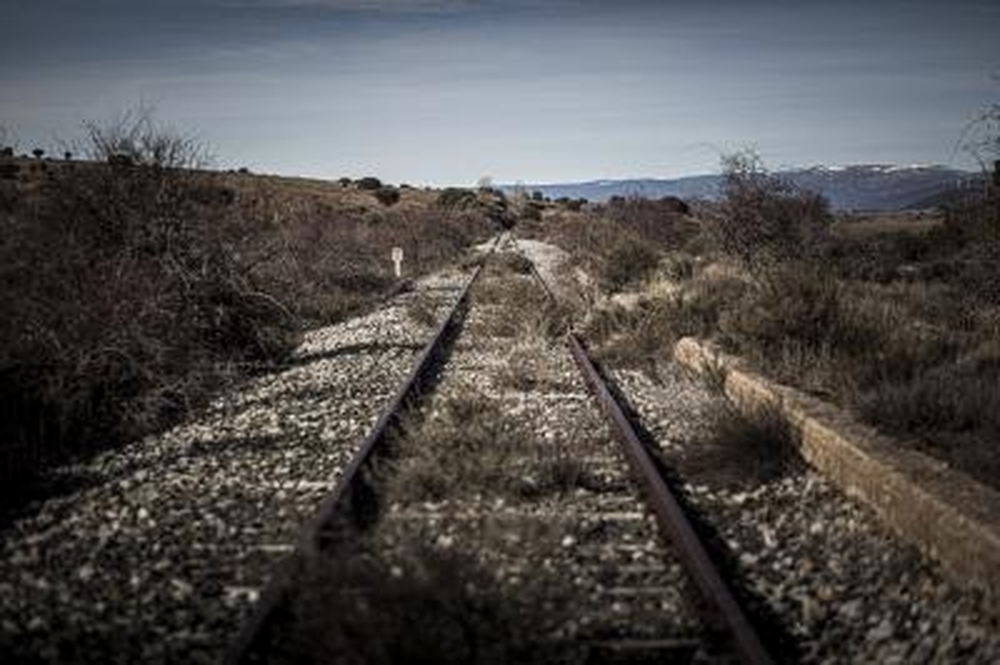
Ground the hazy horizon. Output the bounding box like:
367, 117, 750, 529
1, 0, 998, 186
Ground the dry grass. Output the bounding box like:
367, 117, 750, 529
384, 393, 535, 502
405, 293, 439, 329
271, 535, 574, 665
472, 261, 568, 341
684, 399, 804, 490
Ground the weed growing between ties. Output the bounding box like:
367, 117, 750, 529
497, 342, 575, 395
384, 393, 540, 502
272, 535, 581, 665
472, 257, 572, 342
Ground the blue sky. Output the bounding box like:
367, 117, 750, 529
1, 0, 997, 185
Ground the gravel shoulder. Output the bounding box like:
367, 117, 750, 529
610, 363, 1000, 664
0, 267, 472, 664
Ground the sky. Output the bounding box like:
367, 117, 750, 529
0, 0, 998, 185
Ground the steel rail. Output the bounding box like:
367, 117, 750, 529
510, 235, 774, 664
225, 257, 487, 664
566, 337, 774, 665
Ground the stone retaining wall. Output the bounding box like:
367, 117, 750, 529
674, 337, 1000, 612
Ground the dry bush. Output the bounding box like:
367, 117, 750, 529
520, 195, 698, 301
567, 150, 1000, 489
599, 235, 660, 292
583, 274, 748, 369
81, 105, 210, 168
0, 149, 295, 478
0, 115, 495, 489
708, 150, 831, 271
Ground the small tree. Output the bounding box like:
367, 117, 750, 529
32, 148, 44, 160
356, 176, 382, 191
83, 105, 210, 168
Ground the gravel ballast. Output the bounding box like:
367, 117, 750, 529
0, 268, 471, 664
609, 363, 1000, 664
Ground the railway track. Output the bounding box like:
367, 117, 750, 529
227, 236, 777, 664
4, 235, 999, 663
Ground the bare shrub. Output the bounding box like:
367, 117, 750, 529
709, 150, 831, 270
600, 236, 659, 292
82, 106, 210, 168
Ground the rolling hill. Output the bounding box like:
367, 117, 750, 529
509, 165, 985, 211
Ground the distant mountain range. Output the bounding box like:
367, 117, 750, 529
506, 165, 985, 211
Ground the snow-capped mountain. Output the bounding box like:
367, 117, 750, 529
509, 165, 983, 211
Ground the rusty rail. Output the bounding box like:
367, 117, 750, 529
225, 259, 486, 664
567, 333, 774, 665
512, 235, 774, 664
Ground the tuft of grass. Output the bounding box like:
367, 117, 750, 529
497, 251, 534, 275
685, 400, 803, 490
273, 537, 572, 665
516, 441, 594, 499
405, 294, 439, 329
385, 394, 534, 502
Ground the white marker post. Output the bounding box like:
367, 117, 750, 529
391, 246, 404, 278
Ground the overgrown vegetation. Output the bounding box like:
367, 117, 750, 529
518, 194, 698, 296
557, 147, 1000, 489
0, 113, 494, 490
275, 536, 573, 665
